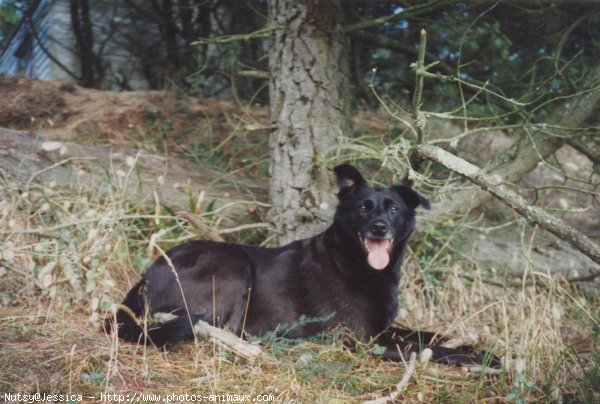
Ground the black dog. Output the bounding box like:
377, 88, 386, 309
106, 164, 498, 366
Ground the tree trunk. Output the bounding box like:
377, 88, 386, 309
70, 0, 98, 87
268, 0, 352, 244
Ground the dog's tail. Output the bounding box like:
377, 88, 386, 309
103, 280, 201, 346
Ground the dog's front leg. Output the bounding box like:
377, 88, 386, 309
377, 329, 500, 367
385, 326, 447, 346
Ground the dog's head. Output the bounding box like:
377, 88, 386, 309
333, 164, 430, 270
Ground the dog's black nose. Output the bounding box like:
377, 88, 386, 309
371, 222, 388, 235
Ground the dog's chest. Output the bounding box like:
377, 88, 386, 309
330, 274, 398, 339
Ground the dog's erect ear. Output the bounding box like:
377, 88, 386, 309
392, 185, 431, 210
334, 164, 367, 201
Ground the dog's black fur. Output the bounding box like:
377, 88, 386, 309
106, 164, 499, 367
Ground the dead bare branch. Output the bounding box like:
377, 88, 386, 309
416, 144, 600, 264
427, 268, 600, 288
421, 63, 600, 229
193, 319, 266, 362
363, 352, 417, 404
179, 212, 225, 242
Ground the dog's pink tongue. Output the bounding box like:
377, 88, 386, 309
365, 239, 390, 270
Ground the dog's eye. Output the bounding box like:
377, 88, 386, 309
389, 204, 398, 214
358, 200, 374, 214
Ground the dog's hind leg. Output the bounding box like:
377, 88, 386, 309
103, 280, 149, 343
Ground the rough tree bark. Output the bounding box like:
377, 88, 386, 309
268, 0, 352, 244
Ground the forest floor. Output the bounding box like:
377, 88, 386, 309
0, 76, 598, 402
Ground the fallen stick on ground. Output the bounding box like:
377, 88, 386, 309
441, 333, 478, 349
193, 319, 265, 362
363, 352, 417, 404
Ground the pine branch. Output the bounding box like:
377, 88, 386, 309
191, 25, 282, 46
343, 0, 455, 34
347, 30, 455, 77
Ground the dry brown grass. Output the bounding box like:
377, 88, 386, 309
1, 165, 597, 403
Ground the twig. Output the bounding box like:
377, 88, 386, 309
441, 334, 478, 349
178, 213, 269, 241
416, 71, 529, 106
428, 268, 600, 289
179, 212, 225, 242
237, 70, 270, 80
466, 365, 503, 375
367, 72, 418, 138
408, 28, 428, 173
412, 29, 427, 145
218, 222, 270, 235
191, 25, 282, 45
348, 31, 455, 76
564, 270, 600, 283
1, 214, 177, 235
193, 319, 265, 362
25, 157, 95, 188
2, 262, 36, 280
427, 269, 507, 288
206, 200, 271, 217
532, 271, 598, 325
363, 352, 417, 404
344, 0, 454, 33
529, 184, 600, 198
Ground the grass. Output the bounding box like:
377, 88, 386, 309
0, 149, 598, 403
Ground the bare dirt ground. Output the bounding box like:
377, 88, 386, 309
0, 75, 263, 140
